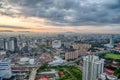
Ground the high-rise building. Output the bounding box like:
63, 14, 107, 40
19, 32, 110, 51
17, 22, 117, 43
65, 51, 78, 60
0, 59, 12, 79
104, 35, 114, 48
110, 35, 114, 46
9, 37, 17, 52
72, 43, 91, 51
0, 39, 5, 50
5, 37, 18, 52
82, 55, 104, 80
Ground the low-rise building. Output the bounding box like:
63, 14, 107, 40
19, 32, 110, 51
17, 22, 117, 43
49, 56, 66, 66
19, 57, 35, 65
41, 53, 53, 63
100, 73, 118, 80
37, 69, 59, 80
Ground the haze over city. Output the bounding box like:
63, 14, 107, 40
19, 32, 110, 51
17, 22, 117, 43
0, 0, 120, 33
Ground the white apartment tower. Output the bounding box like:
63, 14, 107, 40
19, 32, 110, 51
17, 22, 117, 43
82, 55, 104, 80
5, 37, 18, 52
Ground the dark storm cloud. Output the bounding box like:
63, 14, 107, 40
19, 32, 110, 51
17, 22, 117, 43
1, 0, 120, 26
0, 25, 30, 29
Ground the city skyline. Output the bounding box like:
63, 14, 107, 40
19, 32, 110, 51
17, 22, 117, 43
0, 0, 120, 33
0, 32, 120, 79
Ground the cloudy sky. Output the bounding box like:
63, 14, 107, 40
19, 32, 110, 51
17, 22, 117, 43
0, 0, 120, 33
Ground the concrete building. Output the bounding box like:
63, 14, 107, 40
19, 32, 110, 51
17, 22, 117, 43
0, 38, 5, 50
100, 73, 117, 80
110, 35, 114, 46
0, 58, 12, 79
65, 51, 78, 60
63, 41, 73, 48
41, 53, 53, 63
52, 40, 61, 49
19, 57, 35, 65
46, 40, 52, 46
5, 37, 18, 52
104, 35, 114, 48
9, 37, 18, 52
72, 43, 91, 51
82, 55, 104, 80
115, 43, 120, 52
49, 56, 66, 66
0, 51, 6, 58
12, 67, 29, 76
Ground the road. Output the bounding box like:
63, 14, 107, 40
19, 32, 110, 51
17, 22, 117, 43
29, 68, 38, 80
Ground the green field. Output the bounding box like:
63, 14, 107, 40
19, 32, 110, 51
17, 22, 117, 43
36, 65, 82, 80
104, 53, 120, 60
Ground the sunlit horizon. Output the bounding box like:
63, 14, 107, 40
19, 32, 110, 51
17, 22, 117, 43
0, 0, 120, 34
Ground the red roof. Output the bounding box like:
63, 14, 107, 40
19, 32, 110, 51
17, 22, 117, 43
37, 77, 49, 80
104, 68, 114, 75
60, 72, 64, 76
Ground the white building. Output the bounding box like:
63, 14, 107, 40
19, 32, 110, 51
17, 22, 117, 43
82, 55, 104, 80
19, 57, 35, 65
0, 51, 6, 55
100, 73, 118, 80
5, 37, 17, 52
0, 59, 12, 79
29, 59, 35, 65
52, 40, 61, 49
104, 35, 114, 48
49, 56, 66, 66
19, 57, 30, 65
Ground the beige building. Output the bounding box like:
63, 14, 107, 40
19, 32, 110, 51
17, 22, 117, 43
72, 43, 91, 51
41, 53, 53, 62
65, 51, 78, 60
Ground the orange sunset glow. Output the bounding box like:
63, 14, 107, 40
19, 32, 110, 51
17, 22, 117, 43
0, 0, 120, 33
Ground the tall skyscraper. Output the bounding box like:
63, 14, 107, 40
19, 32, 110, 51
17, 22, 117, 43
5, 37, 18, 52
9, 37, 17, 52
110, 35, 114, 46
82, 55, 104, 80
0, 39, 5, 50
